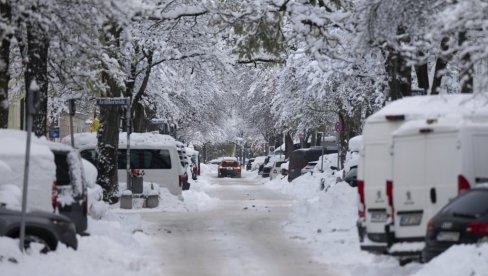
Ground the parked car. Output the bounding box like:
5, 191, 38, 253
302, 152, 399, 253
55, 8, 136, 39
218, 159, 241, 178
288, 146, 337, 182
269, 160, 287, 180
300, 161, 318, 175
246, 158, 255, 171
65, 132, 185, 197
423, 187, 488, 262
251, 156, 267, 172
262, 164, 272, 178
0, 207, 78, 252
0, 129, 88, 234
344, 165, 358, 187
386, 116, 488, 257
356, 94, 483, 254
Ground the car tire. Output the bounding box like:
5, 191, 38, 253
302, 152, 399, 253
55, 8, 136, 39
10, 230, 57, 254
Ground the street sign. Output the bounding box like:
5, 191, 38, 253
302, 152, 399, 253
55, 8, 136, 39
96, 97, 129, 106
335, 121, 342, 133
150, 118, 168, 125
48, 127, 60, 139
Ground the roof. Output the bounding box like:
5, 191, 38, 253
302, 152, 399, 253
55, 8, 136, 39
368, 94, 488, 123
62, 132, 178, 149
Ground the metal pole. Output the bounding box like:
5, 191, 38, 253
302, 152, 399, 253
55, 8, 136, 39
19, 90, 35, 252
126, 98, 131, 191
69, 112, 74, 148
320, 133, 324, 173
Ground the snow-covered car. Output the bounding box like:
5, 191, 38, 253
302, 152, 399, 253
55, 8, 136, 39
0, 129, 88, 234
301, 161, 318, 175
269, 160, 287, 180
0, 207, 78, 252
251, 156, 267, 171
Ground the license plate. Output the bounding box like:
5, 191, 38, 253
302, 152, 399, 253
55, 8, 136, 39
370, 211, 387, 223
400, 213, 422, 226
436, 231, 460, 242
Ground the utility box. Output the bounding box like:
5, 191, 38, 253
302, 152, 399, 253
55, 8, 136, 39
145, 194, 159, 208
132, 176, 143, 194
120, 191, 132, 209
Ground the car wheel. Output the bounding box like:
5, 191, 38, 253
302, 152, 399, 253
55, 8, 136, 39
24, 234, 55, 254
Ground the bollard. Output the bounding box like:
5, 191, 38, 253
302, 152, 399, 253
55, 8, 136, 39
120, 190, 133, 209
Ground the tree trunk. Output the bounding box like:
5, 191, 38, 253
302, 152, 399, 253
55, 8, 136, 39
132, 50, 153, 132
458, 32, 473, 93
24, 20, 49, 137
97, 72, 121, 203
385, 49, 412, 100
431, 37, 450, 95
96, 22, 123, 203
0, 1, 11, 128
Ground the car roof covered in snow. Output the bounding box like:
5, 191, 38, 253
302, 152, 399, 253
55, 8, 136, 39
62, 132, 178, 149
368, 94, 488, 123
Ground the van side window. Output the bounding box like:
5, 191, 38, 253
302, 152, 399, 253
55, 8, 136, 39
118, 149, 172, 170
80, 149, 97, 166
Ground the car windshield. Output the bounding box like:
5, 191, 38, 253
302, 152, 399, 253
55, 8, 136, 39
442, 189, 488, 218
275, 161, 286, 167
221, 161, 239, 167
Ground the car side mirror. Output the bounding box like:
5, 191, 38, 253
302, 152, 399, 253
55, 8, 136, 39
330, 166, 338, 171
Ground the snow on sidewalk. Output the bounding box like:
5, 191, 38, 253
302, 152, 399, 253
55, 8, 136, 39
265, 169, 488, 276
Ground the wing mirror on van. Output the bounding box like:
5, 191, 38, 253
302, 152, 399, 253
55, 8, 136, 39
330, 166, 339, 171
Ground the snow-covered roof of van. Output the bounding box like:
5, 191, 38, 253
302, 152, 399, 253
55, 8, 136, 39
62, 132, 178, 149
393, 115, 488, 137
368, 94, 488, 123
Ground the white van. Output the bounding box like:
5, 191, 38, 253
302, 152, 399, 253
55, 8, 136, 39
387, 115, 488, 255
357, 94, 481, 253
64, 132, 185, 196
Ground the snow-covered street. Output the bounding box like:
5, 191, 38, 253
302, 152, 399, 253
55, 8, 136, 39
141, 173, 336, 276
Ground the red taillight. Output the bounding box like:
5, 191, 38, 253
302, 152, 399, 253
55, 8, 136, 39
419, 128, 433, 134
385, 115, 405, 121
52, 182, 57, 211
357, 180, 365, 218
131, 169, 141, 176
218, 166, 223, 170
466, 222, 488, 235
234, 166, 241, 171
301, 163, 307, 170
178, 175, 183, 187
458, 175, 470, 194
427, 219, 433, 232
386, 180, 394, 220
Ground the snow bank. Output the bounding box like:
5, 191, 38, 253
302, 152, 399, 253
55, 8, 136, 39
414, 243, 488, 276
0, 215, 164, 276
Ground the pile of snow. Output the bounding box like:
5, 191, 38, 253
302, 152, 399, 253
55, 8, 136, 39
413, 243, 488, 276
0, 215, 165, 276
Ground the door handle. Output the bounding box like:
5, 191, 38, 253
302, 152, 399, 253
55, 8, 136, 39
430, 187, 437, 204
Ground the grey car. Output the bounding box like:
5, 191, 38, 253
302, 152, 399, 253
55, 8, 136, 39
0, 207, 78, 252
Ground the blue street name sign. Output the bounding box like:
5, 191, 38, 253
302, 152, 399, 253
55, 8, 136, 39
96, 98, 129, 106
49, 127, 60, 139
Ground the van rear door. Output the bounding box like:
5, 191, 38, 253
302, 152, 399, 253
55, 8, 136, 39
393, 131, 458, 239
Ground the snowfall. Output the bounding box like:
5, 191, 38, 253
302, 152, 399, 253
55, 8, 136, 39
0, 155, 487, 275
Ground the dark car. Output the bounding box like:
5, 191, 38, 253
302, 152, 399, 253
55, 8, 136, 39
288, 146, 338, 182
246, 158, 255, 171
262, 165, 272, 178
422, 187, 488, 262
0, 207, 78, 252
344, 165, 358, 187
218, 160, 241, 178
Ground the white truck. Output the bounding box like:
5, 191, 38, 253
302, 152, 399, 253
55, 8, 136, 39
387, 114, 488, 257
356, 94, 484, 253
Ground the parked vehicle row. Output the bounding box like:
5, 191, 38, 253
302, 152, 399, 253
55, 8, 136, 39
356, 94, 488, 262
